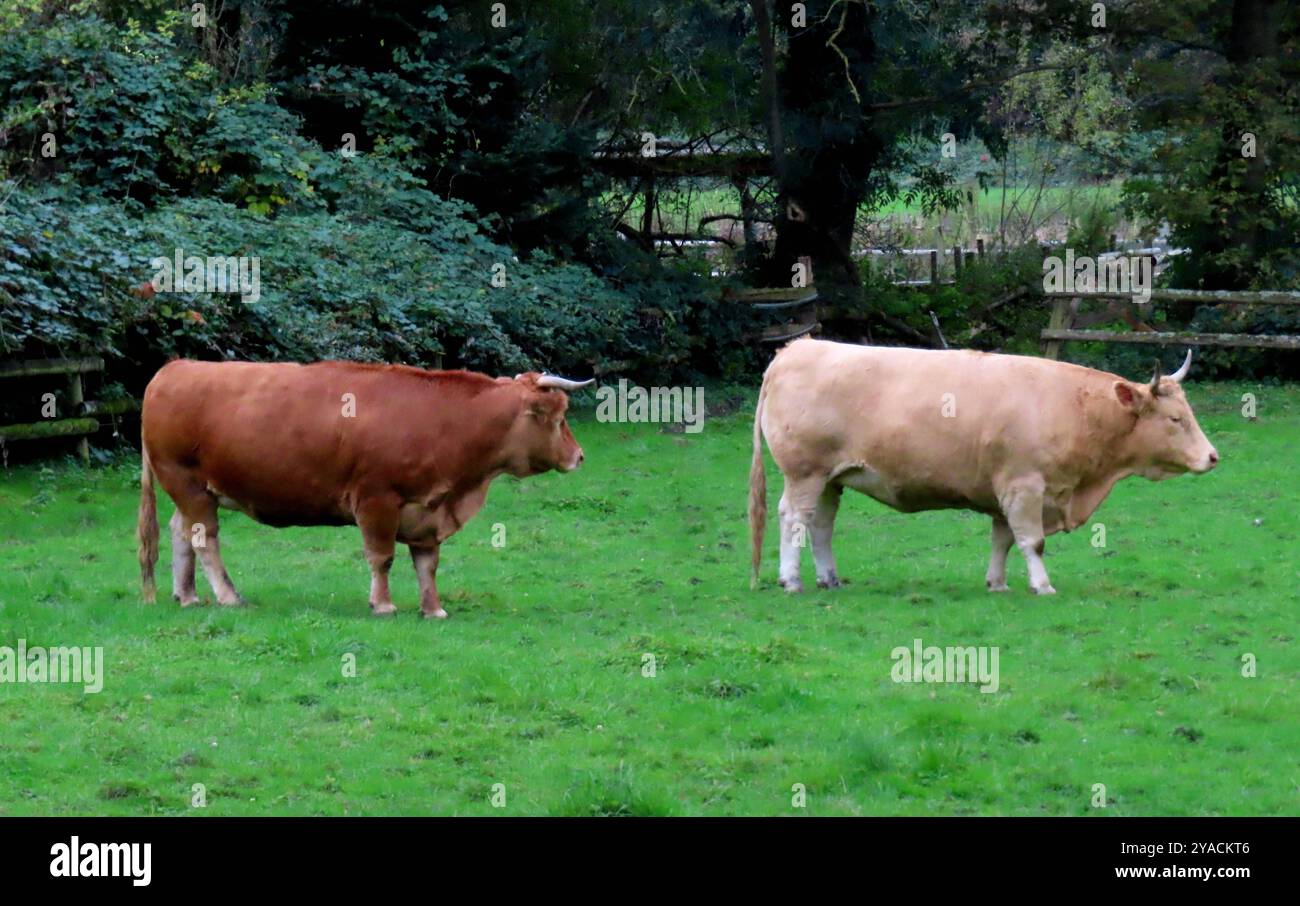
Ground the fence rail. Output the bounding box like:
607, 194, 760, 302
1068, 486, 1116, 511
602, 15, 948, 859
0, 357, 104, 378
1041, 329, 1300, 350
1076, 289, 1300, 305
1041, 290, 1300, 358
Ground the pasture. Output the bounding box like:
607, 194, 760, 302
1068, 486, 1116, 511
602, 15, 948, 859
0, 381, 1296, 816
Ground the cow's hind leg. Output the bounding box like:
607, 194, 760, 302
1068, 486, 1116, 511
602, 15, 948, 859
777, 476, 825, 593
1000, 482, 1055, 595
357, 499, 399, 615
170, 509, 199, 606
985, 515, 1014, 592
410, 544, 446, 619
812, 483, 844, 588
183, 496, 243, 606
151, 460, 242, 606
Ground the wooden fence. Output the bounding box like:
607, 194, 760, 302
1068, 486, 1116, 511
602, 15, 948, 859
1041, 289, 1300, 358
0, 357, 140, 463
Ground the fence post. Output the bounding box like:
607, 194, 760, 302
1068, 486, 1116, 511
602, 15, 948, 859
1043, 296, 1075, 360
929, 250, 938, 286
67, 372, 88, 464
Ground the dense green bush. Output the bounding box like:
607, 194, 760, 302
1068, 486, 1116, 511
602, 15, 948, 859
0, 175, 733, 379
1, 12, 206, 198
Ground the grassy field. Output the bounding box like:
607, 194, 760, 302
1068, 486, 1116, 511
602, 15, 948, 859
619, 182, 1127, 245
0, 380, 1297, 816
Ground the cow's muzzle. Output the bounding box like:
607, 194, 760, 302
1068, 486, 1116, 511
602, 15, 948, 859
1191, 447, 1219, 474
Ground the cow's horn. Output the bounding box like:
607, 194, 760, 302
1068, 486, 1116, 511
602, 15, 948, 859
534, 374, 594, 391
1168, 348, 1193, 383
1149, 361, 1162, 394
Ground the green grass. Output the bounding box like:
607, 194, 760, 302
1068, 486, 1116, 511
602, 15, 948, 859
1, 381, 1297, 816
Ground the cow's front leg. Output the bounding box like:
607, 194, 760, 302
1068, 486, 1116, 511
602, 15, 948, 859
410, 544, 446, 619
357, 498, 400, 615
985, 515, 1014, 592
1000, 482, 1055, 595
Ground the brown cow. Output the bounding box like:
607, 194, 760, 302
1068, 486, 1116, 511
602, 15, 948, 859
749, 340, 1218, 594
138, 360, 591, 618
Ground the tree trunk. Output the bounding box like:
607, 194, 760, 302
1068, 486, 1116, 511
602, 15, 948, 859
1200, 0, 1279, 288
765, 1, 878, 297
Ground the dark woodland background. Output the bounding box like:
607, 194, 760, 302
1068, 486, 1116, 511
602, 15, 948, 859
1, 0, 1297, 419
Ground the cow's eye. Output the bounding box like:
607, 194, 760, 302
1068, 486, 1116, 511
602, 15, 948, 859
1169, 415, 1182, 424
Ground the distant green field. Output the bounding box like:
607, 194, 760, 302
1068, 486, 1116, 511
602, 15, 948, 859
0, 380, 1296, 816
617, 182, 1125, 242
870, 183, 1123, 222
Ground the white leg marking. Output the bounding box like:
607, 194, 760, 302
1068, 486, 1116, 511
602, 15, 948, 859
777, 492, 803, 593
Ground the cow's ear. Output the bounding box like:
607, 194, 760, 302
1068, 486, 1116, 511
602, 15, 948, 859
1113, 381, 1143, 411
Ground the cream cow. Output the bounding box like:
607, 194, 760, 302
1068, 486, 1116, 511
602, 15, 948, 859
748, 339, 1218, 594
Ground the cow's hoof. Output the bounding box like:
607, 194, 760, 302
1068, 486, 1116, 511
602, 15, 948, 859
816, 574, 842, 589
421, 608, 448, 620
1030, 584, 1057, 596
216, 595, 244, 607
370, 602, 398, 616
174, 593, 201, 607
986, 580, 1010, 592
778, 578, 803, 594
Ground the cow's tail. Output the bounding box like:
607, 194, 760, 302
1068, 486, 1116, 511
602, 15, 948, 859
138, 446, 159, 603
748, 380, 768, 589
